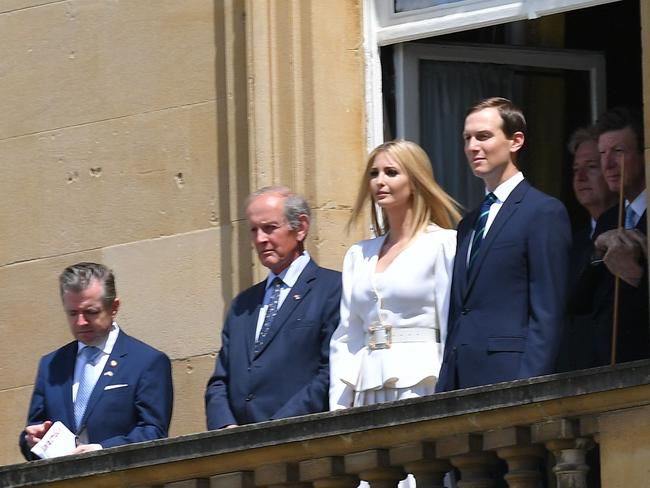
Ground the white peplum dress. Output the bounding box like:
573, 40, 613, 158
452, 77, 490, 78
330, 223, 456, 410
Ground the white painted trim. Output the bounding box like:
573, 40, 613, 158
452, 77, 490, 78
363, 0, 386, 152
394, 43, 607, 140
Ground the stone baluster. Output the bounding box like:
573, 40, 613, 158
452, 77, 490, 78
532, 418, 595, 488
344, 449, 406, 488
210, 471, 256, 488
483, 426, 545, 488
255, 463, 311, 488
299, 456, 359, 488
436, 433, 498, 488
389, 441, 450, 488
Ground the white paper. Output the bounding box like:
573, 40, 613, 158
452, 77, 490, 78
30, 421, 76, 459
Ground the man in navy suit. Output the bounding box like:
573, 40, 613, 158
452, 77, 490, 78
437, 97, 571, 391
205, 186, 341, 429
590, 107, 648, 362
20, 262, 173, 459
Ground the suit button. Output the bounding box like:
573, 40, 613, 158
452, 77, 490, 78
245, 394, 253, 401
461, 308, 470, 315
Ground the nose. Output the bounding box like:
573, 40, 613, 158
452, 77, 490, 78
253, 228, 268, 244
575, 167, 588, 181
75, 313, 89, 326
602, 150, 619, 169
466, 136, 479, 151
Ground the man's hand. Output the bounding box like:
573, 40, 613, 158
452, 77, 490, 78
69, 443, 102, 455
24, 421, 53, 448
595, 229, 647, 287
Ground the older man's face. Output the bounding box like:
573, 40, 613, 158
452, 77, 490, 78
247, 193, 307, 275
63, 279, 119, 346
599, 126, 645, 200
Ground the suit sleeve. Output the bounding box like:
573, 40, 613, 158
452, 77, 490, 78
205, 309, 238, 430
19, 358, 48, 460
271, 271, 342, 419
100, 352, 173, 448
519, 199, 571, 378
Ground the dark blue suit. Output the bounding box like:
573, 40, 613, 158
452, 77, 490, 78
20, 330, 173, 460
205, 259, 341, 430
437, 179, 571, 391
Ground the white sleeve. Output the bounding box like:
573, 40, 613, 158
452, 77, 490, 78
329, 245, 366, 410
434, 230, 456, 356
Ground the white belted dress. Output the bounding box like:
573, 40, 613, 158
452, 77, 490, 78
330, 224, 456, 409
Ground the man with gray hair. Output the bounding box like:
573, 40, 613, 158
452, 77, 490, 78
20, 262, 173, 459
205, 186, 341, 429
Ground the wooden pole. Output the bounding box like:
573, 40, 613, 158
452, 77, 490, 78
611, 153, 625, 366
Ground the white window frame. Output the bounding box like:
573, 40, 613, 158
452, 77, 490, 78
363, 0, 620, 148
394, 42, 607, 143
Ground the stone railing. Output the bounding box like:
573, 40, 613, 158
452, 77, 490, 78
3, 360, 650, 488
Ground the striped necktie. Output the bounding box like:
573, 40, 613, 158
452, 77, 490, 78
468, 192, 497, 273
254, 277, 283, 355
74, 346, 102, 430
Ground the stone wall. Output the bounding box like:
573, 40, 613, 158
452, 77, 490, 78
0, 0, 366, 465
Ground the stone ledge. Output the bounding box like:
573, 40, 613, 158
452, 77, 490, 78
2, 360, 650, 487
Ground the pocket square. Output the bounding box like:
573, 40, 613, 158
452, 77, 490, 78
104, 383, 128, 391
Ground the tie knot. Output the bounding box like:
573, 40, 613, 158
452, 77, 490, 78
625, 204, 637, 229
485, 192, 497, 205
271, 277, 284, 289
80, 346, 101, 364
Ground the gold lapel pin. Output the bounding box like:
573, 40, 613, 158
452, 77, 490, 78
110, 360, 118, 367
293, 294, 301, 300
103, 371, 114, 377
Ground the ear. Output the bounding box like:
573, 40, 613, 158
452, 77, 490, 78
295, 214, 310, 243
111, 297, 120, 317
510, 131, 525, 153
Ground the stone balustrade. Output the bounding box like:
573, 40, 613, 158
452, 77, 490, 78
3, 360, 650, 488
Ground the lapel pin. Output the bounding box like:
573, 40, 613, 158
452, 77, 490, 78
110, 360, 118, 367
293, 294, 301, 300
103, 371, 114, 377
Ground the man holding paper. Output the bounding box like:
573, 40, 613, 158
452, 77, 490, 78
19, 262, 173, 459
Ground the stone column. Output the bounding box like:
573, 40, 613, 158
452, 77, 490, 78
299, 456, 359, 488
389, 441, 450, 488
255, 463, 310, 488
483, 426, 545, 488
436, 433, 498, 488
532, 418, 594, 488
344, 449, 406, 488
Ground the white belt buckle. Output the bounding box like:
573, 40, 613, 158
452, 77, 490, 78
368, 322, 392, 350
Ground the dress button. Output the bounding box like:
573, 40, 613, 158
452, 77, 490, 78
461, 308, 470, 315
245, 394, 253, 401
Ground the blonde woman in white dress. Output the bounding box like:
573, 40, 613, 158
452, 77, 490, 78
330, 140, 461, 487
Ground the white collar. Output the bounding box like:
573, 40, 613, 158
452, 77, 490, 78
489, 171, 524, 203
266, 251, 311, 289
627, 188, 647, 217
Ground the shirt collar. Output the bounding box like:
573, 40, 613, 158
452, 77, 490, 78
627, 188, 647, 217
77, 322, 120, 356
489, 171, 524, 203
266, 251, 311, 289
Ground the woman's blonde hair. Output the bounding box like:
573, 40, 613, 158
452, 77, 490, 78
348, 139, 461, 237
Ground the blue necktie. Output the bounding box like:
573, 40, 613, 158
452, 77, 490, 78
625, 204, 637, 229
254, 277, 283, 355
74, 346, 102, 430
468, 192, 497, 272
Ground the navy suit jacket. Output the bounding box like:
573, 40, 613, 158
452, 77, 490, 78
205, 259, 341, 430
20, 330, 173, 460
437, 179, 571, 391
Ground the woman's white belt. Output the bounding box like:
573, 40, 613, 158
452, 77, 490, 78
366, 325, 439, 350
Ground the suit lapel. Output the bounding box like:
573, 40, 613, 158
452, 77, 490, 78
80, 330, 129, 429
253, 260, 317, 358
246, 282, 267, 362
464, 179, 530, 299
61, 342, 78, 429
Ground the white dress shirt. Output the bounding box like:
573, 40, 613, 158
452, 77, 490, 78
255, 251, 311, 340
626, 188, 647, 228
